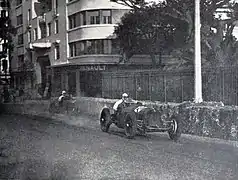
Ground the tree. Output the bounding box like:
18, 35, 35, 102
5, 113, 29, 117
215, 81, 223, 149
162, 0, 238, 67
114, 1, 189, 65
110, 0, 147, 9
113, 0, 238, 67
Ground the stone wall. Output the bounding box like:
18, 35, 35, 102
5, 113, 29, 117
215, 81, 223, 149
2, 98, 238, 141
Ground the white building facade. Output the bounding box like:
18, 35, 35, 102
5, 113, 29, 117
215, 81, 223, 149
9, 0, 132, 97
13, 0, 238, 98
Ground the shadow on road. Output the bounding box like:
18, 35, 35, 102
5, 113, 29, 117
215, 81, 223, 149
108, 127, 173, 142
0, 158, 77, 180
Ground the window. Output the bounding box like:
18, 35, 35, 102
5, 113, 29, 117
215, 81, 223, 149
69, 10, 112, 26
27, 31, 31, 42
40, 23, 46, 38
69, 41, 86, 57
17, 14, 23, 26
69, 43, 75, 57
69, 15, 76, 29
55, 20, 59, 34
27, 9, 31, 22
1, 10, 6, 18
34, 28, 38, 40
55, 0, 58, 14
0, 0, 8, 8
103, 40, 111, 54
16, 0, 22, 6
87, 40, 104, 54
102, 10, 112, 24
18, 34, 24, 45
18, 55, 24, 68
88, 11, 100, 24
55, 45, 60, 59
69, 39, 118, 56
81, 11, 86, 25
68, 13, 80, 29
47, 23, 51, 36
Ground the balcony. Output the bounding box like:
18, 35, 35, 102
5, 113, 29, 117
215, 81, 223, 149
38, 14, 46, 23
68, 24, 116, 42
34, 0, 52, 16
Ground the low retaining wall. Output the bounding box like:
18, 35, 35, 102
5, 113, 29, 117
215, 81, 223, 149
2, 98, 238, 141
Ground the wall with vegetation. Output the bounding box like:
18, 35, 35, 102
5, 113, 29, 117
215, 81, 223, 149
2, 98, 237, 141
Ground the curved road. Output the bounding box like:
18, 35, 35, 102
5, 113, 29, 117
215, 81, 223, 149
0, 114, 237, 180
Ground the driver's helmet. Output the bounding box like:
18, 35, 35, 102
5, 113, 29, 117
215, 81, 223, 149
122, 93, 129, 100
62, 90, 66, 95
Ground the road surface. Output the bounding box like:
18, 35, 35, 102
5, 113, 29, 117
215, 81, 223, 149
0, 114, 237, 180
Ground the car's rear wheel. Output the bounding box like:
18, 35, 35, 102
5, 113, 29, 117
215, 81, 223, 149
100, 109, 111, 132
168, 118, 181, 141
49, 100, 58, 114
124, 112, 137, 139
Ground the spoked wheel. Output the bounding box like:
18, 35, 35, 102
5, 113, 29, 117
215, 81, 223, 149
168, 118, 181, 141
137, 111, 151, 136
49, 100, 58, 114
100, 109, 111, 132
124, 112, 137, 139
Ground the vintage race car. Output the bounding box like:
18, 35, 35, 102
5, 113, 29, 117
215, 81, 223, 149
48, 96, 79, 115
99, 100, 181, 140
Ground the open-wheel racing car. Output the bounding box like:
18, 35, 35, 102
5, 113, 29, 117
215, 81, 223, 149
99, 99, 181, 140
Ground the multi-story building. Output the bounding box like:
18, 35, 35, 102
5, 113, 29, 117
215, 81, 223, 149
9, 0, 140, 98
0, 0, 10, 85
14, 0, 238, 99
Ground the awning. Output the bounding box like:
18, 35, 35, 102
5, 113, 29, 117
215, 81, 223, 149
32, 42, 51, 49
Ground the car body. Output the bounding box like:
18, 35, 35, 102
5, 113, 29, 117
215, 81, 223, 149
99, 100, 181, 140
48, 96, 79, 115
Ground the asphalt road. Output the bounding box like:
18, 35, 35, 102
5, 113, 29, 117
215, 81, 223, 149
0, 114, 237, 180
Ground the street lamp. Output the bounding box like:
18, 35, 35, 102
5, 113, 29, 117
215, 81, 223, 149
194, 0, 203, 103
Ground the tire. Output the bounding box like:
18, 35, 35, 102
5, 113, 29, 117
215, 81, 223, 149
168, 118, 181, 141
100, 109, 111, 132
124, 112, 137, 139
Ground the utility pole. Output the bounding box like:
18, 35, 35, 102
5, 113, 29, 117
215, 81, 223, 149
194, 0, 203, 103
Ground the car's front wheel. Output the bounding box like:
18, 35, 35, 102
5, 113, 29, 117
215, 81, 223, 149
124, 112, 137, 139
100, 109, 111, 132
168, 118, 181, 141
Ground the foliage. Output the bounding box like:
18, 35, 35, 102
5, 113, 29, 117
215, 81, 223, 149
113, 0, 238, 67
163, 0, 238, 66
110, 0, 147, 9
154, 101, 238, 140
115, 2, 189, 65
